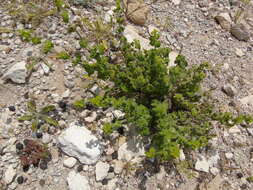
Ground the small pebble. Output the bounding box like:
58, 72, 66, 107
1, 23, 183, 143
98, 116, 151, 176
102, 178, 108, 185
36, 132, 43, 139
8, 106, 16, 112
16, 143, 24, 151
112, 152, 118, 160
237, 173, 243, 178
17, 176, 24, 184
108, 166, 114, 173
77, 165, 83, 172
39, 161, 48, 170
39, 179, 45, 186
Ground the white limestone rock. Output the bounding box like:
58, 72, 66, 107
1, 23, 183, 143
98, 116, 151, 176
58, 123, 102, 164
67, 171, 90, 190
95, 161, 110, 181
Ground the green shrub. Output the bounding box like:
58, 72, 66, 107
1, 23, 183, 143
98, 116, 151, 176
75, 0, 253, 161
61, 10, 69, 23
42, 40, 54, 54
56, 51, 70, 59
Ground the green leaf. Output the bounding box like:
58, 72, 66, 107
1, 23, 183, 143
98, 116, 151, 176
18, 115, 34, 121
40, 105, 56, 114
31, 119, 39, 131
41, 115, 58, 126
27, 100, 37, 112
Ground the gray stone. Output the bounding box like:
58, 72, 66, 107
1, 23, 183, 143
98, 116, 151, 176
215, 13, 232, 31
85, 112, 97, 123
230, 24, 250, 42
222, 84, 237, 97
235, 48, 244, 57
118, 137, 145, 161
95, 161, 110, 181
67, 171, 90, 190
58, 123, 102, 164
2, 61, 27, 84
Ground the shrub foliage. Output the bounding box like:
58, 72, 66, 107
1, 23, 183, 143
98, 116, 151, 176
75, 0, 252, 161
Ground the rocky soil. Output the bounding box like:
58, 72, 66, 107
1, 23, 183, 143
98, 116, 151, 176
0, 0, 253, 190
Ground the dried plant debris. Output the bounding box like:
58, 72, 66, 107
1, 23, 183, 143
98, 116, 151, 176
17, 139, 51, 171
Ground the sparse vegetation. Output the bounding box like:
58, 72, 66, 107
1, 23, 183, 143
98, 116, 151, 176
18, 100, 59, 131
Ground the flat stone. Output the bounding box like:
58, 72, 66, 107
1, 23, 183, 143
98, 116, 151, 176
195, 156, 210, 173
63, 157, 77, 168
235, 48, 244, 57
118, 137, 145, 161
222, 84, 237, 97
4, 166, 16, 184
2, 61, 27, 84
240, 95, 253, 106
123, 25, 152, 50
67, 171, 90, 190
230, 24, 250, 42
95, 161, 110, 181
58, 123, 102, 164
126, 2, 149, 25
84, 112, 97, 123
229, 125, 241, 134
215, 12, 232, 31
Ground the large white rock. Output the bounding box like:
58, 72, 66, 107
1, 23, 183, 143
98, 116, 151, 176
58, 123, 102, 164
67, 171, 90, 190
123, 25, 152, 50
95, 161, 110, 181
2, 61, 27, 84
4, 166, 16, 184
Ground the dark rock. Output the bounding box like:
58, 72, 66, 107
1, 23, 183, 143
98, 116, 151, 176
77, 165, 83, 172
237, 172, 243, 178
102, 178, 108, 185
39, 161, 48, 170
36, 132, 43, 139
16, 143, 24, 151
8, 106, 16, 112
17, 176, 24, 184
117, 127, 124, 135
108, 166, 114, 173
112, 152, 118, 160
